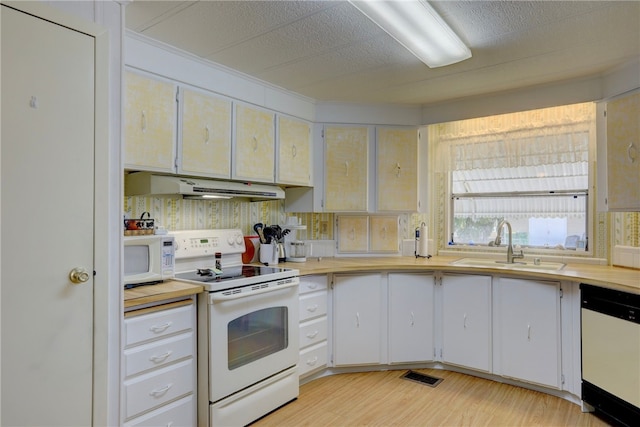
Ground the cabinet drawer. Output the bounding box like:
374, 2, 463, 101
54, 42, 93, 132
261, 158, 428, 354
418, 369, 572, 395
299, 316, 327, 349
125, 305, 194, 346
124, 394, 195, 427
299, 276, 327, 295
124, 332, 194, 378
124, 359, 194, 419
299, 292, 327, 322
299, 342, 328, 377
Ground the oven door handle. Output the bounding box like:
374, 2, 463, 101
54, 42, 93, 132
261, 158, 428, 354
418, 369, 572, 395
209, 280, 298, 302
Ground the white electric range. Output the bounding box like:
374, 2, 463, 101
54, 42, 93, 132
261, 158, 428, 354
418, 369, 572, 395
169, 229, 300, 427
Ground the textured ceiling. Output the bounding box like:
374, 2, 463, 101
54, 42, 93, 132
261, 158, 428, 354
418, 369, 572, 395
125, 0, 640, 107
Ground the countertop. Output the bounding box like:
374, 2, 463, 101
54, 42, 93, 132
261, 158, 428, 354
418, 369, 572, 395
124, 280, 203, 309
276, 255, 640, 294
123, 256, 639, 309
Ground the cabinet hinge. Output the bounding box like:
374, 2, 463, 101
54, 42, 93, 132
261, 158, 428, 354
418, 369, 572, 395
440, 349, 443, 358
175, 86, 180, 102
321, 129, 324, 138
561, 374, 565, 385
559, 288, 563, 299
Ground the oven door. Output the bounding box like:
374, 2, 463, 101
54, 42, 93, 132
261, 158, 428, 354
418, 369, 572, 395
207, 279, 299, 402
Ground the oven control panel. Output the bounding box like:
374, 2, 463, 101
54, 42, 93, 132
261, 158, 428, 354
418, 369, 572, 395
170, 229, 245, 259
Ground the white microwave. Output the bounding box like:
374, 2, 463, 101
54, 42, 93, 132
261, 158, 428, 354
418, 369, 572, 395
123, 235, 175, 288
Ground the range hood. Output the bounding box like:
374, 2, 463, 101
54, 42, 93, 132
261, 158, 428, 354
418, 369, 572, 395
125, 172, 285, 201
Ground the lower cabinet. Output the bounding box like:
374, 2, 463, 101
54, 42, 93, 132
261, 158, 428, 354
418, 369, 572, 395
441, 274, 492, 372
493, 277, 562, 388
333, 272, 435, 366
122, 300, 197, 425
333, 273, 383, 366
388, 273, 435, 364
298, 275, 329, 377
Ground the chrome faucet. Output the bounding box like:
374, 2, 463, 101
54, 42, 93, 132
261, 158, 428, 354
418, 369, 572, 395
494, 220, 524, 264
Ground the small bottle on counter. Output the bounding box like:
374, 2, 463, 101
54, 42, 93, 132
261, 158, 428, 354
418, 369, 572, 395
215, 252, 222, 272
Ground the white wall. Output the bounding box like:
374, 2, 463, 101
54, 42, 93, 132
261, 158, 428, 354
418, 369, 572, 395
125, 32, 317, 122
420, 59, 640, 125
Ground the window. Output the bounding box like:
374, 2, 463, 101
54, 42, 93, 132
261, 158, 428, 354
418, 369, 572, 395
431, 103, 595, 251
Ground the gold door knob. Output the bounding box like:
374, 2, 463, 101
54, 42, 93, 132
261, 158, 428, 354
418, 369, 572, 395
69, 267, 90, 284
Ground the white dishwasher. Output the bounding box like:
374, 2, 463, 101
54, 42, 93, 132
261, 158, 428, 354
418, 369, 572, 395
581, 283, 640, 427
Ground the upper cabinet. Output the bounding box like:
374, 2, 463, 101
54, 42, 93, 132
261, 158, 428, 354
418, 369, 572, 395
233, 103, 276, 183
324, 125, 370, 212
277, 116, 312, 186
178, 88, 232, 179
376, 127, 420, 212
598, 91, 640, 211
124, 71, 177, 173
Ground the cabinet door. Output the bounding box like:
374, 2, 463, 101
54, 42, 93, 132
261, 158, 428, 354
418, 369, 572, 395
370, 215, 399, 252
388, 273, 434, 364
441, 274, 492, 372
179, 88, 231, 178
337, 215, 369, 253
376, 127, 418, 211
277, 115, 312, 185
606, 92, 640, 211
233, 103, 275, 182
124, 71, 177, 172
333, 274, 382, 366
324, 126, 369, 211
494, 277, 561, 388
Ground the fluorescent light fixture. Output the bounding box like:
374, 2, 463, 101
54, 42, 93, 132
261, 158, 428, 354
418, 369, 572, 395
349, 0, 471, 68
183, 195, 232, 200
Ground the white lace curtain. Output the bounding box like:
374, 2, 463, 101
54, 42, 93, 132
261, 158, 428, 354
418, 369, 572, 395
430, 103, 595, 173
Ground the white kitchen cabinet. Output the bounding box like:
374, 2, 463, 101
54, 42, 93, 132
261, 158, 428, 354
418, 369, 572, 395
178, 87, 232, 179
124, 70, 177, 173
336, 215, 369, 253
333, 273, 383, 366
493, 277, 562, 389
233, 103, 275, 183
298, 275, 329, 378
324, 125, 370, 211
370, 215, 399, 252
277, 115, 312, 186
597, 91, 640, 211
123, 300, 197, 425
376, 127, 425, 212
441, 274, 492, 372
388, 273, 435, 364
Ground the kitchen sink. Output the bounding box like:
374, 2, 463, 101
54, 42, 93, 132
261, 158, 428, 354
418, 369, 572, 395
451, 258, 565, 271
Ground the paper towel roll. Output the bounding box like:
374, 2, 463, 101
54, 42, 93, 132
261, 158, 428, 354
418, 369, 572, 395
417, 224, 429, 257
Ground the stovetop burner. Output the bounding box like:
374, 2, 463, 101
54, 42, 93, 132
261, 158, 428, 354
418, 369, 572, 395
169, 229, 298, 292
177, 265, 286, 283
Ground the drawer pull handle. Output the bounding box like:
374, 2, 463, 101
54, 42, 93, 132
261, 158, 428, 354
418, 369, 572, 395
410, 311, 415, 327
306, 330, 319, 339
306, 304, 318, 313
307, 283, 318, 290
149, 383, 172, 397
149, 351, 172, 364
149, 322, 172, 333
306, 356, 318, 366
527, 324, 531, 341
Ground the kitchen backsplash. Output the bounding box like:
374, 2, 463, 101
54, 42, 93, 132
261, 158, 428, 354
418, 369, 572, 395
124, 196, 428, 244
124, 195, 637, 258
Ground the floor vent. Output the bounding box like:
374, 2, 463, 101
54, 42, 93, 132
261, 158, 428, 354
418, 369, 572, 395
401, 370, 443, 387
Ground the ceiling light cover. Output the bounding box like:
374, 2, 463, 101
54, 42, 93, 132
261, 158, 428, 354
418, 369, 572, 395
349, 0, 471, 68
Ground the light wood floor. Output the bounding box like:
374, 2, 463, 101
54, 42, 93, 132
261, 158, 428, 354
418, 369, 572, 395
252, 369, 610, 426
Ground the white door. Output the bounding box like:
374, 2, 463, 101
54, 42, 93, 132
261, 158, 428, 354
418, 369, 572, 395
1, 5, 95, 426
388, 273, 434, 364
441, 274, 492, 372
494, 277, 561, 388
333, 274, 382, 366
